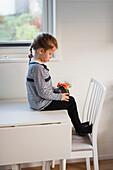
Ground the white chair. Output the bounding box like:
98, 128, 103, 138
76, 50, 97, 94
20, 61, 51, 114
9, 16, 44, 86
43, 78, 106, 170
70, 78, 106, 170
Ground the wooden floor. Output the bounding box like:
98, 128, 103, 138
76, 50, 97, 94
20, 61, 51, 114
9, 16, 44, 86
22, 159, 113, 170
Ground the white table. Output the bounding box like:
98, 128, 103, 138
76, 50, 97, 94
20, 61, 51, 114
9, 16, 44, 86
0, 100, 71, 170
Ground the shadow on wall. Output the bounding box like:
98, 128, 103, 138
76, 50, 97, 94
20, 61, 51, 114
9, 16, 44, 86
99, 88, 113, 128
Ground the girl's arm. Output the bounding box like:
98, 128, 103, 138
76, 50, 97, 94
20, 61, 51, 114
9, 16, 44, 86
52, 86, 60, 93
33, 66, 62, 101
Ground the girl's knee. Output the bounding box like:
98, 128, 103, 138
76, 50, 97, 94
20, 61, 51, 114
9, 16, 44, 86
69, 96, 75, 101
69, 96, 76, 105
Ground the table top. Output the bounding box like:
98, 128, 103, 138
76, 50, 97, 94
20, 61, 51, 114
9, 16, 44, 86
0, 99, 70, 127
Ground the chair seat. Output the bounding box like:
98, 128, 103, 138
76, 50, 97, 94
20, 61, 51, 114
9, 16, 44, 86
72, 131, 93, 151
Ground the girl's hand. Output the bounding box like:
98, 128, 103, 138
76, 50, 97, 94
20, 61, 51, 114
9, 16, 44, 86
61, 93, 70, 101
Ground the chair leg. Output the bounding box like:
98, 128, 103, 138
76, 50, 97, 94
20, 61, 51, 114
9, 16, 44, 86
86, 157, 91, 170
51, 160, 55, 168
60, 159, 66, 170
93, 149, 99, 170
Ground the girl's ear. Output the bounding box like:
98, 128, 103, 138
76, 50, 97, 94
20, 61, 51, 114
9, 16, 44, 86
39, 48, 44, 54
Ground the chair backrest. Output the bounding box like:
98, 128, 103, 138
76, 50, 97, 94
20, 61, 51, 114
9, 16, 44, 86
82, 78, 106, 146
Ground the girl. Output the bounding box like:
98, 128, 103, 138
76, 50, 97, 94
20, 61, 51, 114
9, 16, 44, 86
26, 33, 92, 136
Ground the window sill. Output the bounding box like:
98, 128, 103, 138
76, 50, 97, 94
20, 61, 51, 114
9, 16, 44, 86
0, 58, 29, 63
0, 46, 29, 53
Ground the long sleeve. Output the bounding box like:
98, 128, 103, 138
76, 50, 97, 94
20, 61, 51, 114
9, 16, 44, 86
33, 65, 62, 101
52, 86, 60, 93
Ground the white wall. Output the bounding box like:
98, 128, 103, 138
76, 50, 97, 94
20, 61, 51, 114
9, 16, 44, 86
0, 62, 28, 99
48, 0, 113, 159
0, 0, 113, 160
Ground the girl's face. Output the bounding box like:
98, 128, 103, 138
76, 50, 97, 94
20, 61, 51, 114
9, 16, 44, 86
41, 46, 57, 63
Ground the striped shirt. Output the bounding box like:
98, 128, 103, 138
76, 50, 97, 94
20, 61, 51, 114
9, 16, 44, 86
26, 61, 62, 110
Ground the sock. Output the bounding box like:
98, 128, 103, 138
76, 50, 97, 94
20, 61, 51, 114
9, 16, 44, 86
82, 121, 89, 126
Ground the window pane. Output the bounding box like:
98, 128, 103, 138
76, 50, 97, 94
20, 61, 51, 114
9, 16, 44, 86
0, 0, 42, 42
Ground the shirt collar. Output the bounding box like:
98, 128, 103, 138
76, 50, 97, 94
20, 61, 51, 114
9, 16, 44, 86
30, 59, 49, 71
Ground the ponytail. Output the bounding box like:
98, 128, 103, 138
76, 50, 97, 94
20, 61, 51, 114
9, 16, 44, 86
28, 46, 33, 65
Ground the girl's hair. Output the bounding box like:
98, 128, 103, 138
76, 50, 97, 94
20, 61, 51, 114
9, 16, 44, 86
28, 33, 58, 64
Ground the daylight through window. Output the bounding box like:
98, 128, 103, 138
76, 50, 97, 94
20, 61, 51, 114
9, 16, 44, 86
0, 0, 42, 43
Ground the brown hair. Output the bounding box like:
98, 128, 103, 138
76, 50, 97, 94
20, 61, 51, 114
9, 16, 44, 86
28, 33, 58, 64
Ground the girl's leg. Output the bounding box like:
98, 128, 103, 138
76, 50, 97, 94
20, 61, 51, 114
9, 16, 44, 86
44, 96, 81, 130
43, 96, 92, 135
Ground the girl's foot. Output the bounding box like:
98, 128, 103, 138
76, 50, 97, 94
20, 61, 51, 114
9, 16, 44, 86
77, 124, 92, 136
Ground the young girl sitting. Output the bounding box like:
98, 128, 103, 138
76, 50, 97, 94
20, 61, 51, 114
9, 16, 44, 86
26, 32, 92, 136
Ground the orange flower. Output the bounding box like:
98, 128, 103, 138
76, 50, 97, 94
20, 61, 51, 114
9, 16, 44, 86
57, 82, 71, 89
63, 83, 70, 89
57, 82, 62, 87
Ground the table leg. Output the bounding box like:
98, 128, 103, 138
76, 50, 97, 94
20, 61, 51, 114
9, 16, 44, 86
46, 161, 50, 170
42, 161, 46, 170
60, 159, 66, 170
12, 164, 20, 170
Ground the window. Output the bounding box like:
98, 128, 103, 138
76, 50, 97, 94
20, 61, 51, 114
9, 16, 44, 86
0, 0, 57, 61
0, 0, 42, 47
